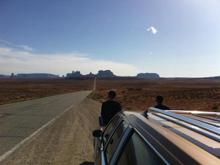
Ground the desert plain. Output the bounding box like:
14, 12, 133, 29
0, 77, 220, 164
1, 78, 220, 112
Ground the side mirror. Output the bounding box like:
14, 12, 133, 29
92, 129, 103, 138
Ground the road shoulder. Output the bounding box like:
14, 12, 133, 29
2, 98, 101, 165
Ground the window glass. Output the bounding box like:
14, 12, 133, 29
117, 133, 165, 165
103, 117, 120, 145
105, 121, 128, 162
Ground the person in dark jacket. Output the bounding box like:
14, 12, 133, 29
100, 90, 122, 126
155, 95, 170, 110
143, 95, 170, 118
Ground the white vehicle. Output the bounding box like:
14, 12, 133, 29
92, 108, 220, 165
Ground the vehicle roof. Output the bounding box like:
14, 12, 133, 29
121, 109, 220, 164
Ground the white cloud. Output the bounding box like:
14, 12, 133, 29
147, 26, 158, 34
0, 47, 139, 76
0, 39, 12, 46
0, 47, 11, 53
18, 45, 33, 51
0, 39, 33, 52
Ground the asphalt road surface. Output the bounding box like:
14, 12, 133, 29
0, 91, 100, 165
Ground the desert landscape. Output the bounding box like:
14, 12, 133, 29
1, 78, 220, 112
0, 77, 220, 164
91, 78, 220, 112
0, 78, 93, 105
1, 1, 219, 164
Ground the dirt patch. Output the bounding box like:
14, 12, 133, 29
0, 79, 93, 105
1, 78, 220, 111
2, 98, 101, 165
91, 79, 220, 111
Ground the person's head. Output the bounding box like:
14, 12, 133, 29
156, 96, 163, 105
108, 90, 116, 100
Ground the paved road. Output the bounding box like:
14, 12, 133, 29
2, 98, 100, 165
0, 91, 91, 159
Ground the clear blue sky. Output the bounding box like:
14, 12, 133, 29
0, 0, 220, 77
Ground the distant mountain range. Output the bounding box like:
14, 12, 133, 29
0, 73, 59, 79
0, 74, 9, 78
16, 73, 59, 78
1, 70, 220, 79
136, 73, 160, 79
66, 70, 116, 78
66, 70, 160, 79
206, 76, 220, 80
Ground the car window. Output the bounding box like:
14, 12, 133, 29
103, 116, 121, 145
117, 132, 165, 165
105, 121, 128, 163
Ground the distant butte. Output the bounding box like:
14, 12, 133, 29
66, 70, 160, 79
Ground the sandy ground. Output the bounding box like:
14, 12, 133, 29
2, 98, 101, 165
92, 79, 220, 111
1, 78, 220, 111
0, 78, 93, 105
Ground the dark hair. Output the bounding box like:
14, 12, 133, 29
108, 90, 116, 99
156, 95, 163, 104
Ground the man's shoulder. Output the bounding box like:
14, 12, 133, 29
111, 100, 121, 106
102, 100, 111, 105
102, 100, 121, 109
162, 105, 170, 110
155, 105, 170, 110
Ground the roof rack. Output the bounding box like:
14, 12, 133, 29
148, 107, 220, 142
167, 110, 220, 116
168, 110, 220, 127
